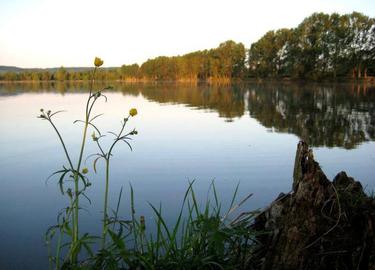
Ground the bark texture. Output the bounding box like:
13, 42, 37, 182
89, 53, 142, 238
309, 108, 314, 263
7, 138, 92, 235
253, 141, 375, 270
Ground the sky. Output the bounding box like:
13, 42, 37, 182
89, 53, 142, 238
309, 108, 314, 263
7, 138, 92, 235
0, 0, 374, 68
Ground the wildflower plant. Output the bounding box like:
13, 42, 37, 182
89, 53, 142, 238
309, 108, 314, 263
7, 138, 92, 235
89, 107, 138, 249
39, 57, 259, 270
40, 57, 138, 269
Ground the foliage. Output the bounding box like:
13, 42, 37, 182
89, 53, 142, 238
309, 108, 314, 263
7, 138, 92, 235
248, 12, 375, 80
139, 40, 246, 81
82, 182, 259, 270
0, 41, 246, 82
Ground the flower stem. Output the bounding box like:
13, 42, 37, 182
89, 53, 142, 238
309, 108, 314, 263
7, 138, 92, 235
101, 158, 110, 249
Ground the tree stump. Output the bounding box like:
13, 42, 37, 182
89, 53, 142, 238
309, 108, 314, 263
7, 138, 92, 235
253, 141, 375, 270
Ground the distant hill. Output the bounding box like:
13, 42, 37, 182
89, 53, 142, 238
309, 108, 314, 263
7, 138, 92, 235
0, 66, 117, 74
0, 66, 27, 73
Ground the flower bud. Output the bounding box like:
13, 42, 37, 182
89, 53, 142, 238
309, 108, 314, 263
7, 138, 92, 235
129, 108, 137, 117
82, 168, 88, 174
91, 132, 98, 141
94, 57, 104, 67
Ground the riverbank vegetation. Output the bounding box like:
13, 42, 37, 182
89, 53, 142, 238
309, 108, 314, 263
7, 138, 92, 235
1, 12, 374, 82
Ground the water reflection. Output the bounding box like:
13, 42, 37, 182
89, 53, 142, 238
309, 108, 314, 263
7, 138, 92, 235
246, 83, 375, 149
1, 81, 374, 149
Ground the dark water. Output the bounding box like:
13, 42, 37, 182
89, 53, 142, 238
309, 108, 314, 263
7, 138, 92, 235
0, 82, 374, 269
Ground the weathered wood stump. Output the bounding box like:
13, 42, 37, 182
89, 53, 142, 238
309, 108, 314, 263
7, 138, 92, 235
253, 141, 375, 270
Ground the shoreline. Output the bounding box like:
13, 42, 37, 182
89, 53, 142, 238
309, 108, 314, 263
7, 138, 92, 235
0, 77, 375, 84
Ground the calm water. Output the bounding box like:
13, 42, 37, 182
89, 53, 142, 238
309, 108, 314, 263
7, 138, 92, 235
0, 82, 374, 269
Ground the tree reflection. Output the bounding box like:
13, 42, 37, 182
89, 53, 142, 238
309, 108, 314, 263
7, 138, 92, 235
133, 83, 245, 119
1, 82, 374, 149
246, 82, 375, 149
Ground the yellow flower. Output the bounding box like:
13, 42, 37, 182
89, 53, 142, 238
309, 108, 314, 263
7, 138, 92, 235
94, 57, 104, 67
129, 108, 137, 117
82, 168, 89, 174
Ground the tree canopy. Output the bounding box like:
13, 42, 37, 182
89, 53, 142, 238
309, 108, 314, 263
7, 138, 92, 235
248, 12, 375, 79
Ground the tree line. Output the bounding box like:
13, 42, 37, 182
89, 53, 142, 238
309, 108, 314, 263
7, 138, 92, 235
1, 12, 374, 82
248, 12, 375, 80
0, 40, 246, 82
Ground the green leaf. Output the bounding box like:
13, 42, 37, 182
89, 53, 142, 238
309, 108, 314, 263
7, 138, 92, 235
93, 156, 103, 173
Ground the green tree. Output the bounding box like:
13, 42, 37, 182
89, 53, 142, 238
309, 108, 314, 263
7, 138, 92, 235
55, 67, 67, 81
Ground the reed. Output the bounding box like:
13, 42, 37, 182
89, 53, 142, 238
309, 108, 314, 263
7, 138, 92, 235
83, 180, 259, 270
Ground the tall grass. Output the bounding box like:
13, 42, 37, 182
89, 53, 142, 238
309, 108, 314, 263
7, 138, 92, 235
88, 181, 260, 270
40, 58, 260, 270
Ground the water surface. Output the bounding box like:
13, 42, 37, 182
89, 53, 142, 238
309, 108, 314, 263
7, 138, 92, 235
0, 82, 374, 269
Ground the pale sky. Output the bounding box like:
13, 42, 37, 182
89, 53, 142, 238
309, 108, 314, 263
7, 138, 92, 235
0, 0, 374, 68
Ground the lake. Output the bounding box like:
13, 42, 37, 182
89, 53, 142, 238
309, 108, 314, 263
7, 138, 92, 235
0, 82, 374, 269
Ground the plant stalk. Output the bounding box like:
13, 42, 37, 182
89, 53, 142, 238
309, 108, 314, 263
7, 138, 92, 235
101, 158, 110, 249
